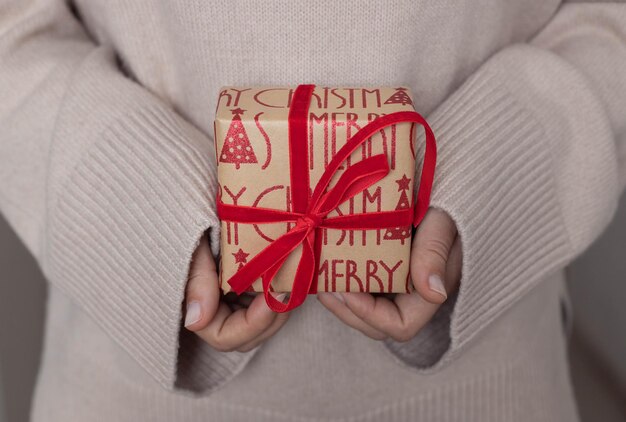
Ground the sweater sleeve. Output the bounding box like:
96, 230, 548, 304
0, 0, 254, 391
385, 2, 626, 368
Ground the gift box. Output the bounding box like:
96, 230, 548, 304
214, 85, 436, 312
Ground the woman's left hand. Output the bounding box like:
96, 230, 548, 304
317, 208, 462, 342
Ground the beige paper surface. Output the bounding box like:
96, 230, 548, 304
215, 86, 419, 293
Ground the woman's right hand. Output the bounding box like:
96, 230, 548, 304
183, 235, 291, 352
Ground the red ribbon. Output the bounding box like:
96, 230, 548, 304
217, 84, 437, 312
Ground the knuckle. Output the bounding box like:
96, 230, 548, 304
249, 315, 274, 331
206, 337, 234, 352
187, 272, 212, 286
390, 332, 409, 343
391, 326, 417, 343
371, 332, 388, 341
236, 344, 254, 353
213, 343, 234, 352
422, 238, 450, 265
186, 278, 211, 300
348, 299, 373, 319
350, 305, 368, 319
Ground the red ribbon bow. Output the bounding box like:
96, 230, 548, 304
217, 84, 437, 312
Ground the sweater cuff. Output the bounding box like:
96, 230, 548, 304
43, 48, 256, 390
385, 44, 618, 368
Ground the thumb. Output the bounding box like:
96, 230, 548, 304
410, 207, 457, 304
184, 235, 221, 331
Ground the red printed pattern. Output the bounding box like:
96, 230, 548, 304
216, 85, 437, 312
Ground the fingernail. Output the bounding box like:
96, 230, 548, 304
332, 292, 346, 303
184, 301, 202, 327
428, 274, 447, 299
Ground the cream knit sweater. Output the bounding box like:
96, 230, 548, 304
1, 1, 625, 421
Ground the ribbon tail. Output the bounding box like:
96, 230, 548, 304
314, 154, 390, 215
226, 226, 309, 294
263, 230, 317, 313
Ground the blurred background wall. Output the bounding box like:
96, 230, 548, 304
566, 193, 626, 421
0, 217, 46, 422
0, 196, 625, 422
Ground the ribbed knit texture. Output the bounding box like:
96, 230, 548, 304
31, 280, 579, 422
385, 43, 621, 369
46, 104, 216, 385
434, 48, 615, 358
42, 50, 252, 390
1, 1, 625, 421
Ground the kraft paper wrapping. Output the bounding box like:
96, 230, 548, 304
215, 86, 420, 293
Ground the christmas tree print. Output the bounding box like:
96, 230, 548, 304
219, 108, 258, 169
231, 248, 256, 292
232, 247, 269, 293
384, 87, 413, 106
384, 174, 412, 245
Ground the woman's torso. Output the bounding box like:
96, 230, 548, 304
33, 2, 578, 421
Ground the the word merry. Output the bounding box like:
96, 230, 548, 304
317, 258, 404, 293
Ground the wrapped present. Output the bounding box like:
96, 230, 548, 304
214, 85, 436, 312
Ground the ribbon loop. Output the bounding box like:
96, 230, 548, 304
218, 84, 437, 312
314, 154, 390, 216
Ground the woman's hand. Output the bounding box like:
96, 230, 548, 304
183, 235, 291, 352
317, 208, 461, 342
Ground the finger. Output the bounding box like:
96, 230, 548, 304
339, 292, 440, 342
195, 292, 288, 352
392, 292, 440, 340
184, 236, 221, 331
236, 309, 291, 352
224, 292, 256, 308
224, 291, 256, 312
317, 293, 388, 340
411, 208, 457, 305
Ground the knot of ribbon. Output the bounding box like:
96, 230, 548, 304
217, 84, 437, 312
296, 214, 322, 230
